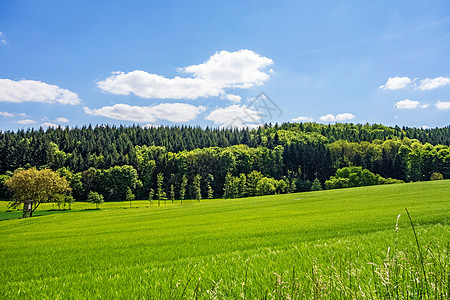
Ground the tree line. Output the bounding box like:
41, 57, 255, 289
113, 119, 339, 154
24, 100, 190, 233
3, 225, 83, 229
1, 123, 449, 174
1, 125, 448, 205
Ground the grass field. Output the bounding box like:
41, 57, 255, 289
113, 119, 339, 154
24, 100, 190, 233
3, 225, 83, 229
0, 180, 449, 299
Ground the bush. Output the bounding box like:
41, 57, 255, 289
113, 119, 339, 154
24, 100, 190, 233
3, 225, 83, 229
430, 172, 443, 180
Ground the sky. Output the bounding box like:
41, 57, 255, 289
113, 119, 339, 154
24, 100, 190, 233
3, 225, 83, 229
1, 0, 450, 131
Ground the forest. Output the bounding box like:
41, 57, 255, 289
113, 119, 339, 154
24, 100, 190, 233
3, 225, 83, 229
0, 122, 449, 201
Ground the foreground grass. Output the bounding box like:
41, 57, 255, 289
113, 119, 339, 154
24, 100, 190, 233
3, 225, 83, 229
0, 180, 449, 299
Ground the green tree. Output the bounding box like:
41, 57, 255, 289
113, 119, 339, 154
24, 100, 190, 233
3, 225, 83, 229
180, 174, 188, 204
87, 191, 104, 209
156, 173, 166, 206
193, 174, 201, 201
206, 174, 214, 199
170, 184, 175, 203
310, 178, 322, 191
148, 188, 154, 206
6, 168, 71, 218
126, 187, 135, 208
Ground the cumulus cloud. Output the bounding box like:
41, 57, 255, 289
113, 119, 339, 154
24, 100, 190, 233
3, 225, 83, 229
84, 103, 205, 123
291, 116, 314, 122
336, 113, 355, 121
55, 117, 69, 123
205, 104, 262, 128
318, 113, 355, 122
223, 94, 242, 102
97, 50, 273, 100
41, 122, 60, 128
418, 77, 450, 90
0, 111, 14, 117
0, 79, 81, 105
379, 76, 412, 90
435, 100, 450, 110
394, 99, 428, 109
16, 119, 36, 125
319, 114, 336, 122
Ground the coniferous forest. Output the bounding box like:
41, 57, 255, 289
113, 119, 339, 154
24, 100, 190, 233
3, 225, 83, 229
0, 122, 449, 201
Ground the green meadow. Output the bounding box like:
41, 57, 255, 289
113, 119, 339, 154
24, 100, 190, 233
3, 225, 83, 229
0, 181, 449, 299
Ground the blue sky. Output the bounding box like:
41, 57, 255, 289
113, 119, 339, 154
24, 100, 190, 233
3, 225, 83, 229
1, 0, 449, 130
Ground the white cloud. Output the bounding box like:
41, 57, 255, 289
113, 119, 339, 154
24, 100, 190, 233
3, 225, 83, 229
55, 117, 69, 123
394, 99, 423, 109
379, 76, 412, 90
205, 104, 262, 128
319, 114, 336, 122
141, 124, 160, 129
18, 113, 29, 117
0, 111, 14, 117
223, 94, 242, 102
97, 49, 273, 100
291, 116, 314, 122
421, 125, 430, 129
336, 113, 355, 121
435, 100, 450, 110
16, 119, 36, 124
418, 77, 450, 90
41, 122, 60, 128
0, 79, 81, 105
84, 103, 205, 123
420, 104, 429, 109
0, 32, 7, 45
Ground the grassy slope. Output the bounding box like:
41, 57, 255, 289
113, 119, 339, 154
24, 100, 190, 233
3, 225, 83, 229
0, 180, 449, 298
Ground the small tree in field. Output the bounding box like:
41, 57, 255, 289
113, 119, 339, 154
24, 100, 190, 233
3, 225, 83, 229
148, 188, 154, 206
6, 168, 71, 218
126, 187, 135, 208
193, 174, 202, 201
311, 178, 322, 191
180, 175, 187, 204
88, 191, 104, 209
170, 184, 175, 203
206, 174, 214, 199
156, 173, 166, 206
65, 195, 75, 210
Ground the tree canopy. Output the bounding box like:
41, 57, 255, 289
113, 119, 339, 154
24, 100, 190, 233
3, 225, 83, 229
6, 168, 71, 217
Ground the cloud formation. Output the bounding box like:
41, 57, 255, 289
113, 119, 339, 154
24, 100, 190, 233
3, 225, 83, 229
380, 76, 450, 90
379, 76, 412, 90
84, 103, 205, 123
16, 119, 36, 125
394, 99, 428, 109
0, 79, 81, 105
435, 100, 450, 110
0, 111, 14, 117
319, 113, 355, 122
205, 104, 262, 128
97, 50, 273, 101
55, 117, 69, 123
418, 77, 450, 90
41, 122, 60, 128
335, 113, 355, 121
291, 116, 314, 122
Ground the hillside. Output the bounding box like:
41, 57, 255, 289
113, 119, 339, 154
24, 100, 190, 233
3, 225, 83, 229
0, 180, 449, 298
